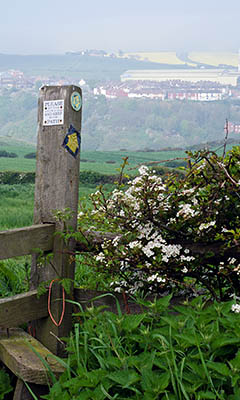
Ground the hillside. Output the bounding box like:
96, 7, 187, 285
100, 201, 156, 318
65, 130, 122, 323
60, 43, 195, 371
0, 53, 182, 82
1, 91, 240, 150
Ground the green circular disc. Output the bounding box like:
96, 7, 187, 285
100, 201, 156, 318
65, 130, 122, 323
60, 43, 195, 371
71, 91, 82, 111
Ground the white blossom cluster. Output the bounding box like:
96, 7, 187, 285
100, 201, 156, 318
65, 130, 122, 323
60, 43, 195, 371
177, 203, 199, 219
231, 304, 240, 313
199, 221, 216, 231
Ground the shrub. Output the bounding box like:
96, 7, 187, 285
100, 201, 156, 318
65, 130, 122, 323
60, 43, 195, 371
77, 147, 240, 301
24, 152, 36, 159
0, 171, 35, 184
0, 150, 17, 158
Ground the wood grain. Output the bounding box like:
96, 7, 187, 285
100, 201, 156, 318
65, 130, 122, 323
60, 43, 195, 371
0, 224, 55, 260
0, 290, 48, 328
0, 328, 65, 385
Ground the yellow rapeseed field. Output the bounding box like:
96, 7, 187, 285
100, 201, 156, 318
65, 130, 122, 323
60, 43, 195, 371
189, 52, 238, 67
125, 52, 186, 65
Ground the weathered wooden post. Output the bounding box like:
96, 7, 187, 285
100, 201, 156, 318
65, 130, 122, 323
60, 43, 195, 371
31, 85, 82, 355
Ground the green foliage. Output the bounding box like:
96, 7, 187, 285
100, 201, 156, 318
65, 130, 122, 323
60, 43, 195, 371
0, 368, 13, 399
0, 171, 35, 184
0, 257, 31, 298
43, 296, 240, 399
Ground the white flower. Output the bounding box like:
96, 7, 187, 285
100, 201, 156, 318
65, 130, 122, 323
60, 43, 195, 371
228, 257, 237, 265
129, 240, 141, 249
231, 304, 240, 313
199, 221, 216, 231
138, 165, 149, 175
177, 203, 199, 218
180, 255, 195, 262
112, 236, 121, 247
95, 252, 105, 262
181, 267, 188, 273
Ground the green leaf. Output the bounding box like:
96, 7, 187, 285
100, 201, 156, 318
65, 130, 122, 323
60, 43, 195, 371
0, 369, 13, 400
155, 294, 173, 311
107, 370, 140, 388
229, 350, 240, 369
197, 391, 216, 399
211, 337, 240, 351
206, 361, 230, 376
155, 371, 170, 391
121, 314, 146, 332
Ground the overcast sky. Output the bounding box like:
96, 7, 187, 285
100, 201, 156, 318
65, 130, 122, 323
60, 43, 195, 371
1, 0, 239, 54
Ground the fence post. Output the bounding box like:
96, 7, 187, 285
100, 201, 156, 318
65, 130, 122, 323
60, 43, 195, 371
31, 85, 82, 355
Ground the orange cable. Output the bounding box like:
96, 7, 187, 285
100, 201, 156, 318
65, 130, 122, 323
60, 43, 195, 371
48, 279, 66, 327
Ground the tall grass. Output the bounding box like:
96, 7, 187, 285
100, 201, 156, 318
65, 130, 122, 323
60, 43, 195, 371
0, 184, 34, 230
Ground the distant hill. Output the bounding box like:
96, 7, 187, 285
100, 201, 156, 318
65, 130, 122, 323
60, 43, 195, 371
0, 53, 188, 82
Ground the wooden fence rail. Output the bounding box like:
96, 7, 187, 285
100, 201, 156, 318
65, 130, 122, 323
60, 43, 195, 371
0, 224, 55, 260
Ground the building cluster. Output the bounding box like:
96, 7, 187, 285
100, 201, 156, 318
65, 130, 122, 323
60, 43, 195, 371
93, 80, 240, 102
0, 70, 34, 89
0, 69, 81, 91
228, 121, 240, 134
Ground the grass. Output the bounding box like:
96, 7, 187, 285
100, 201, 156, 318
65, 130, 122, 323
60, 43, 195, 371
0, 139, 235, 176
0, 184, 34, 230
0, 184, 97, 231
0, 140, 188, 175
0, 139, 36, 172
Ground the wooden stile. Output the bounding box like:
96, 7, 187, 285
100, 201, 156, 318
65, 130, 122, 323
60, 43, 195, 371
30, 85, 82, 355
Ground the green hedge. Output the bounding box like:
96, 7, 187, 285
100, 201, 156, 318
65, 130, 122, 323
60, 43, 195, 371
0, 171, 35, 184
0, 168, 183, 185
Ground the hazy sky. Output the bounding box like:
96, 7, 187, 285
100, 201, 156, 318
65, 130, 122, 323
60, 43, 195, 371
1, 0, 239, 54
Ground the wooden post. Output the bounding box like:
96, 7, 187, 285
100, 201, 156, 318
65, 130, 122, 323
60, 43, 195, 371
31, 85, 82, 355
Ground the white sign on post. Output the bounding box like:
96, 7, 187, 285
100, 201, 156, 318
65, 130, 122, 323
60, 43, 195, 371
43, 100, 64, 126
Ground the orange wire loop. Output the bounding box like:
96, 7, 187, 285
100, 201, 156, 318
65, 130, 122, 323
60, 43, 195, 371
48, 279, 66, 327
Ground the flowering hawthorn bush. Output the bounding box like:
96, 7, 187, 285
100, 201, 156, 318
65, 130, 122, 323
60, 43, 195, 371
78, 147, 240, 301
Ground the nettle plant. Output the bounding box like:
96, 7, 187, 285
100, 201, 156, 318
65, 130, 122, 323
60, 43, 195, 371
78, 147, 240, 302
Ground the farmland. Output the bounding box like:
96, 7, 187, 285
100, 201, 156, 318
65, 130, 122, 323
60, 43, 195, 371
125, 51, 188, 65
124, 51, 239, 69
0, 139, 188, 174
189, 51, 239, 67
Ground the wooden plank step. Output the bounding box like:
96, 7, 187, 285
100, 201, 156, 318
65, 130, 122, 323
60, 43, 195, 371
0, 328, 65, 385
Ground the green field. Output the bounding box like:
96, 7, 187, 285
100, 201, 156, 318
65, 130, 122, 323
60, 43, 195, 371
0, 139, 188, 174
0, 141, 237, 231
0, 139, 235, 174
